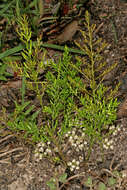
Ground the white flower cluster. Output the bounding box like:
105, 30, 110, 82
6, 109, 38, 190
103, 138, 114, 150
103, 125, 122, 150
34, 141, 52, 161
67, 157, 83, 172
110, 125, 121, 136
65, 128, 88, 152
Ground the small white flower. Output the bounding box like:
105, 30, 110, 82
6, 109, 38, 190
109, 140, 113, 145
76, 140, 80, 145
117, 127, 121, 132
74, 135, 78, 140
41, 142, 45, 147
110, 125, 115, 130
82, 133, 85, 137
113, 131, 117, 136
69, 136, 73, 141
39, 154, 43, 159
68, 162, 72, 166
79, 156, 83, 161
79, 144, 84, 149
76, 166, 79, 170
70, 167, 74, 171
34, 152, 39, 158
52, 178, 56, 182
37, 143, 42, 148
76, 148, 80, 152
76, 161, 80, 165
110, 145, 114, 150
104, 138, 108, 143
71, 165, 76, 168
44, 152, 47, 156
122, 172, 127, 178
84, 141, 87, 145
69, 139, 74, 144
103, 144, 108, 150
47, 141, 51, 145
46, 149, 52, 154
39, 147, 44, 152
72, 159, 76, 163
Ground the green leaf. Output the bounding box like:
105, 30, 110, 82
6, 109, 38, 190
24, 104, 35, 116
31, 109, 40, 121
43, 106, 52, 114
84, 176, 93, 187
0, 0, 15, 15
15, 101, 31, 113
98, 182, 106, 190
0, 43, 85, 61
108, 177, 116, 186
47, 178, 56, 190
0, 75, 7, 81
0, 64, 6, 74
59, 173, 67, 183
0, 44, 24, 60
112, 170, 120, 178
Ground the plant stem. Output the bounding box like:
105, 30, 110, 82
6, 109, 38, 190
53, 137, 67, 166
21, 71, 26, 105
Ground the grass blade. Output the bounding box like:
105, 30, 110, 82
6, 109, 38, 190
0, 42, 86, 61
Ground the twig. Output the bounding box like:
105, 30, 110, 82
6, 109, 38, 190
0, 147, 24, 160
94, 22, 104, 35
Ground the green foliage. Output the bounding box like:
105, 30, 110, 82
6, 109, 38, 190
47, 173, 67, 190
98, 182, 106, 190
75, 10, 119, 97
84, 176, 93, 187
12, 14, 47, 106
59, 173, 67, 183
6, 15, 49, 142
47, 178, 56, 190
42, 46, 79, 162
0, 0, 44, 61
84, 170, 120, 190
0, 62, 12, 81
70, 11, 120, 159
0, 0, 43, 24
44, 46, 78, 136
7, 101, 41, 142
0, 0, 16, 21
107, 177, 116, 186
75, 84, 119, 159
0, 11, 120, 166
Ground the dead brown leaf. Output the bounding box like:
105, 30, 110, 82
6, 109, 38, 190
117, 98, 127, 118
56, 20, 79, 44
